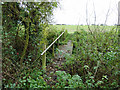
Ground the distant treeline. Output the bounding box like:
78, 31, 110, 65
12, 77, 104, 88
50, 24, 117, 26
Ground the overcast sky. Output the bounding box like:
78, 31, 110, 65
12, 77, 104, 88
52, 0, 120, 25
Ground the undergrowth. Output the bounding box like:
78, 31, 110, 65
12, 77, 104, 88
3, 26, 120, 88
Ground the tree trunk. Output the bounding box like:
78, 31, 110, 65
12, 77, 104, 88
20, 23, 29, 69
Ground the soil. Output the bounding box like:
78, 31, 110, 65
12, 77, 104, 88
45, 57, 66, 86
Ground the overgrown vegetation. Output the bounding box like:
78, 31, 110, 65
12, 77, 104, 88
2, 2, 120, 89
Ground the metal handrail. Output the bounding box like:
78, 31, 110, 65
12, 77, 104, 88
41, 30, 65, 55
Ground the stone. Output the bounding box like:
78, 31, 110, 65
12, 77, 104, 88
56, 40, 73, 59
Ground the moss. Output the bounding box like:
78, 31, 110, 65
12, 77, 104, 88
52, 44, 55, 57
20, 23, 29, 68
42, 44, 46, 70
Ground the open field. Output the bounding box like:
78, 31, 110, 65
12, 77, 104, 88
53, 25, 117, 33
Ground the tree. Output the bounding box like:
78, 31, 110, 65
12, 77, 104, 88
2, 1, 58, 85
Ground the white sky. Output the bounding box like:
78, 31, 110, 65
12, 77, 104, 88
53, 0, 120, 25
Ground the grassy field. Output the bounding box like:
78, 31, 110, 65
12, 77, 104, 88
52, 25, 117, 33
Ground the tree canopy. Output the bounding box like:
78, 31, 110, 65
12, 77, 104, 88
2, 1, 58, 75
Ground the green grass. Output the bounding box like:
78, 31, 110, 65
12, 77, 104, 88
52, 25, 117, 33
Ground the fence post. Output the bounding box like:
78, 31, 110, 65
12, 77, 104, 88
42, 44, 46, 70
40, 31, 65, 70
57, 34, 59, 48
52, 38, 55, 57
